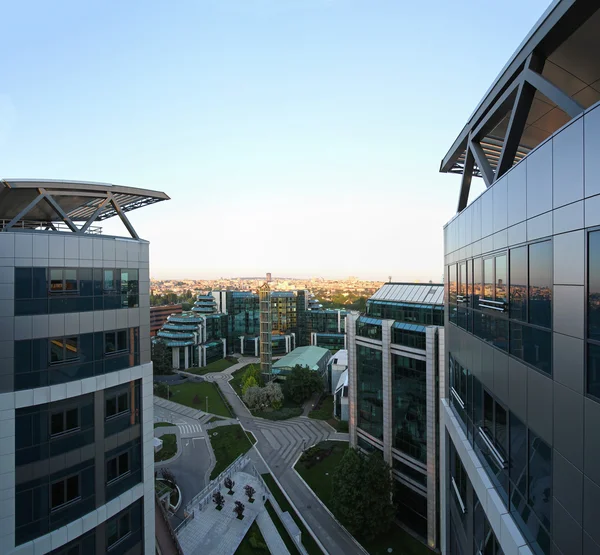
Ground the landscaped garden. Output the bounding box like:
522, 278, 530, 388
154, 433, 177, 462
307, 396, 348, 432
208, 424, 256, 480
168, 381, 232, 417
294, 441, 433, 555
261, 473, 323, 555
264, 499, 301, 555
233, 521, 270, 555
187, 357, 237, 375
154, 422, 174, 429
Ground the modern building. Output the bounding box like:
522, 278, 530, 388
328, 349, 348, 393
334, 369, 349, 422
440, 3, 600, 554
0, 179, 168, 555
347, 282, 444, 547
307, 308, 348, 351
150, 304, 182, 336
271, 345, 332, 380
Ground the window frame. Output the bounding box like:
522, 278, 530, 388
104, 329, 129, 356
107, 511, 132, 550
50, 473, 81, 512
586, 228, 600, 401
106, 451, 131, 484
49, 336, 80, 365
49, 268, 79, 294
105, 391, 130, 420
50, 407, 80, 437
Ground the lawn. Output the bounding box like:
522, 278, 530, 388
294, 441, 433, 555
264, 500, 301, 555
154, 422, 174, 429
254, 398, 303, 421
208, 424, 256, 480
234, 520, 270, 555
307, 395, 334, 420
169, 381, 232, 417
154, 434, 177, 462
261, 473, 323, 555
187, 358, 237, 375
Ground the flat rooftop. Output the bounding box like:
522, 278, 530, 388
272, 345, 331, 371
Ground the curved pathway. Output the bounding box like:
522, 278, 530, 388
180, 359, 361, 555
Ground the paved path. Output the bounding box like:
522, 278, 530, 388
256, 509, 290, 555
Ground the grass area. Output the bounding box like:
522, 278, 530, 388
187, 358, 237, 375
261, 473, 323, 555
264, 500, 301, 555
307, 395, 334, 420
294, 441, 432, 555
169, 381, 232, 417
234, 520, 270, 555
208, 424, 256, 480
154, 422, 174, 429
154, 434, 177, 462
208, 416, 223, 423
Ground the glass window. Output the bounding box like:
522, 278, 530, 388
589, 231, 600, 341
50, 475, 79, 510
459, 262, 467, 301
484, 258, 494, 300
510, 413, 527, 496
529, 241, 552, 328
588, 344, 600, 399
49, 336, 79, 364
473, 258, 482, 309
105, 330, 128, 354
106, 397, 117, 418
496, 255, 507, 302
107, 512, 131, 549
49, 269, 78, 293
107, 452, 130, 483
449, 264, 457, 304
50, 408, 79, 436
50, 269, 64, 292
528, 431, 552, 532
64, 269, 77, 291
104, 270, 115, 291
106, 392, 129, 419
510, 246, 528, 321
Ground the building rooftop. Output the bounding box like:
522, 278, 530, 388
272, 345, 331, 371
369, 283, 444, 306
330, 349, 348, 367
335, 369, 348, 394
0, 178, 169, 238
440, 1, 600, 211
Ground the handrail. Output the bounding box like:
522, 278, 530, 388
478, 427, 506, 469
450, 387, 465, 409
451, 476, 466, 514
0, 219, 102, 234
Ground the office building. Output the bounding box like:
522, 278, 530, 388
347, 283, 444, 547
271, 346, 332, 380
150, 304, 181, 337
0, 179, 168, 554
307, 308, 348, 351
440, 3, 600, 554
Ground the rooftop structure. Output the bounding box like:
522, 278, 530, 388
272, 345, 332, 377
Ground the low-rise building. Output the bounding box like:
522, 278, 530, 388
150, 304, 182, 336
271, 346, 332, 380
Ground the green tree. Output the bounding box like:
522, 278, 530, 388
283, 365, 323, 404
152, 341, 172, 375
242, 365, 263, 388
331, 449, 395, 541
242, 375, 258, 395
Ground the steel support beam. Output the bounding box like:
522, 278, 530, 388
457, 148, 475, 212
469, 141, 494, 188
80, 196, 112, 233
41, 190, 79, 233
110, 196, 139, 239
524, 68, 585, 118
471, 78, 521, 141
3, 192, 45, 230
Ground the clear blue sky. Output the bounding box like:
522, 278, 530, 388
2, 0, 551, 281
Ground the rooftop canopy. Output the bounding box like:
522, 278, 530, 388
369, 283, 444, 306
272, 345, 331, 372
440, 1, 600, 212
0, 178, 169, 238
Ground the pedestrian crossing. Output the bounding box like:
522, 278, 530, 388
177, 423, 203, 437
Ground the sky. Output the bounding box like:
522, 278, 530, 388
2, 0, 552, 281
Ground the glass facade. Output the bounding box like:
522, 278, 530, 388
105, 499, 144, 555
356, 345, 383, 440
392, 354, 427, 463
367, 299, 443, 326
588, 230, 600, 398
447, 239, 552, 376
15, 267, 139, 315
14, 327, 140, 389
391, 322, 427, 350
449, 353, 552, 554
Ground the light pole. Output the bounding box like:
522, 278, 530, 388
206, 396, 208, 414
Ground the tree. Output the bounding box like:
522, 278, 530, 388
152, 341, 173, 375
283, 365, 324, 404
264, 381, 284, 410
161, 467, 176, 485
212, 491, 225, 510
233, 500, 245, 519
242, 365, 263, 389
154, 383, 169, 399
224, 477, 235, 495
244, 484, 256, 503
331, 448, 394, 541
242, 375, 258, 395
243, 386, 267, 410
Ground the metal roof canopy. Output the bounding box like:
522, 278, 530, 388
369, 283, 445, 306
440, 0, 600, 212
0, 178, 170, 239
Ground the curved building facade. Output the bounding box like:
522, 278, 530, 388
0, 179, 168, 554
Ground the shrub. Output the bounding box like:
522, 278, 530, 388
233, 500, 245, 519
212, 491, 225, 510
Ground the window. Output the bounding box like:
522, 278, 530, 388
106, 392, 129, 418
107, 452, 130, 483
50, 408, 79, 436
104, 330, 128, 354
49, 336, 79, 364
483, 258, 494, 301
49, 268, 78, 292
103, 270, 115, 291
50, 475, 80, 510
121, 269, 139, 308
528, 241, 552, 328
107, 512, 131, 549
450, 443, 468, 516
509, 246, 528, 321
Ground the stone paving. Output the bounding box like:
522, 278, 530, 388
256, 509, 291, 555
177, 471, 267, 555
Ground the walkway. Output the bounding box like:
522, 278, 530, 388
256, 510, 290, 555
